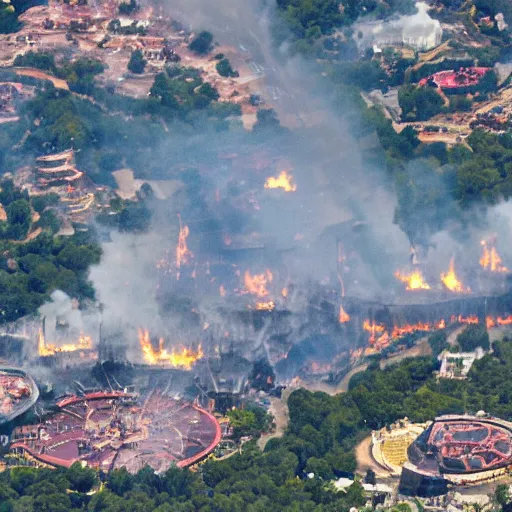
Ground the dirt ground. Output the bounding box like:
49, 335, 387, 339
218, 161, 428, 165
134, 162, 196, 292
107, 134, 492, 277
355, 436, 394, 478
257, 389, 291, 450
13, 68, 69, 90
380, 337, 432, 369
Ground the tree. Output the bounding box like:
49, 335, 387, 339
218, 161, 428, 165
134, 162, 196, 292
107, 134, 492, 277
128, 50, 146, 74
227, 408, 259, 440
5, 199, 31, 240
253, 108, 282, 133
57, 244, 101, 272
216, 58, 239, 78
365, 468, 376, 485
107, 467, 133, 496
494, 483, 511, 507
456, 157, 501, 205
456, 325, 490, 352
477, 70, 498, 95
0, 3, 20, 34
398, 85, 444, 121
118, 203, 152, 232
13, 51, 56, 71
197, 82, 219, 101
188, 31, 213, 55
67, 461, 97, 493
118, 0, 138, 14
428, 331, 449, 357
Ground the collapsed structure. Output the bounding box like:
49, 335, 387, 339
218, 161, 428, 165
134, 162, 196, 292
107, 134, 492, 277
9, 390, 221, 472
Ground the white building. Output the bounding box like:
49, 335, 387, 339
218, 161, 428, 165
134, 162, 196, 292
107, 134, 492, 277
401, 2, 443, 50
355, 2, 443, 52
438, 348, 485, 379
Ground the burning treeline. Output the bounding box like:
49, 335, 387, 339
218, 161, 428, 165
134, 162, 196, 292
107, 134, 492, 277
360, 314, 512, 348
163, 212, 512, 357
394, 239, 509, 294
140, 149, 512, 372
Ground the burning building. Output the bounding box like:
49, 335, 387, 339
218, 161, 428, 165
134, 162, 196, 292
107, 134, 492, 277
138, 328, 204, 369
35, 291, 100, 365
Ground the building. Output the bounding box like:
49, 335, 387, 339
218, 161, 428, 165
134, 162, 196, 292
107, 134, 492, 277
438, 348, 485, 379
36, 149, 83, 188
401, 2, 443, 49
35, 149, 95, 218
355, 2, 442, 52
400, 413, 512, 496
8, 391, 221, 473
419, 67, 490, 94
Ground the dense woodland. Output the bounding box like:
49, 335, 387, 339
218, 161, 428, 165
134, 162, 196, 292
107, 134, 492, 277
0, 180, 101, 321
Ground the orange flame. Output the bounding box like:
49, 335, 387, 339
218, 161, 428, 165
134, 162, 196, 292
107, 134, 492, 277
458, 314, 478, 325
282, 287, 288, 298
487, 315, 512, 327
176, 214, 193, 280
219, 285, 226, 297
255, 301, 275, 311
264, 170, 297, 192
480, 240, 508, 273
138, 329, 203, 369
339, 305, 350, 323
391, 321, 432, 337
363, 320, 385, 344
394, 269, 431, 290
498, 315, 512, 325
441, 258, 470, 293
244, 270, 273, 297
38, 329, 92, 357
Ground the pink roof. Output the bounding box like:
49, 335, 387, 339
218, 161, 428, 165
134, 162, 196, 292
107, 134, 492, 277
176, 405, 222, 468
419, 67, 490, 89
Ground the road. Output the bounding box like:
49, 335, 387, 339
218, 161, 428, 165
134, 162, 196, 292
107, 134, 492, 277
257, 389, 291, 450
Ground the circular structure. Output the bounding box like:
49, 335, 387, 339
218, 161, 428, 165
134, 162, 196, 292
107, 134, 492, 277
9, 391, 221, 473
401, 414, 512, 496
0, 367, 39, 425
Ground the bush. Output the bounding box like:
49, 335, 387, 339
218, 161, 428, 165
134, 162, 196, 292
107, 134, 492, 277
188, 31, 213, 55
13, 51, 56, 72
216, 58, 239, 78
127, 50, 146, 74
118, 0, 138, 15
